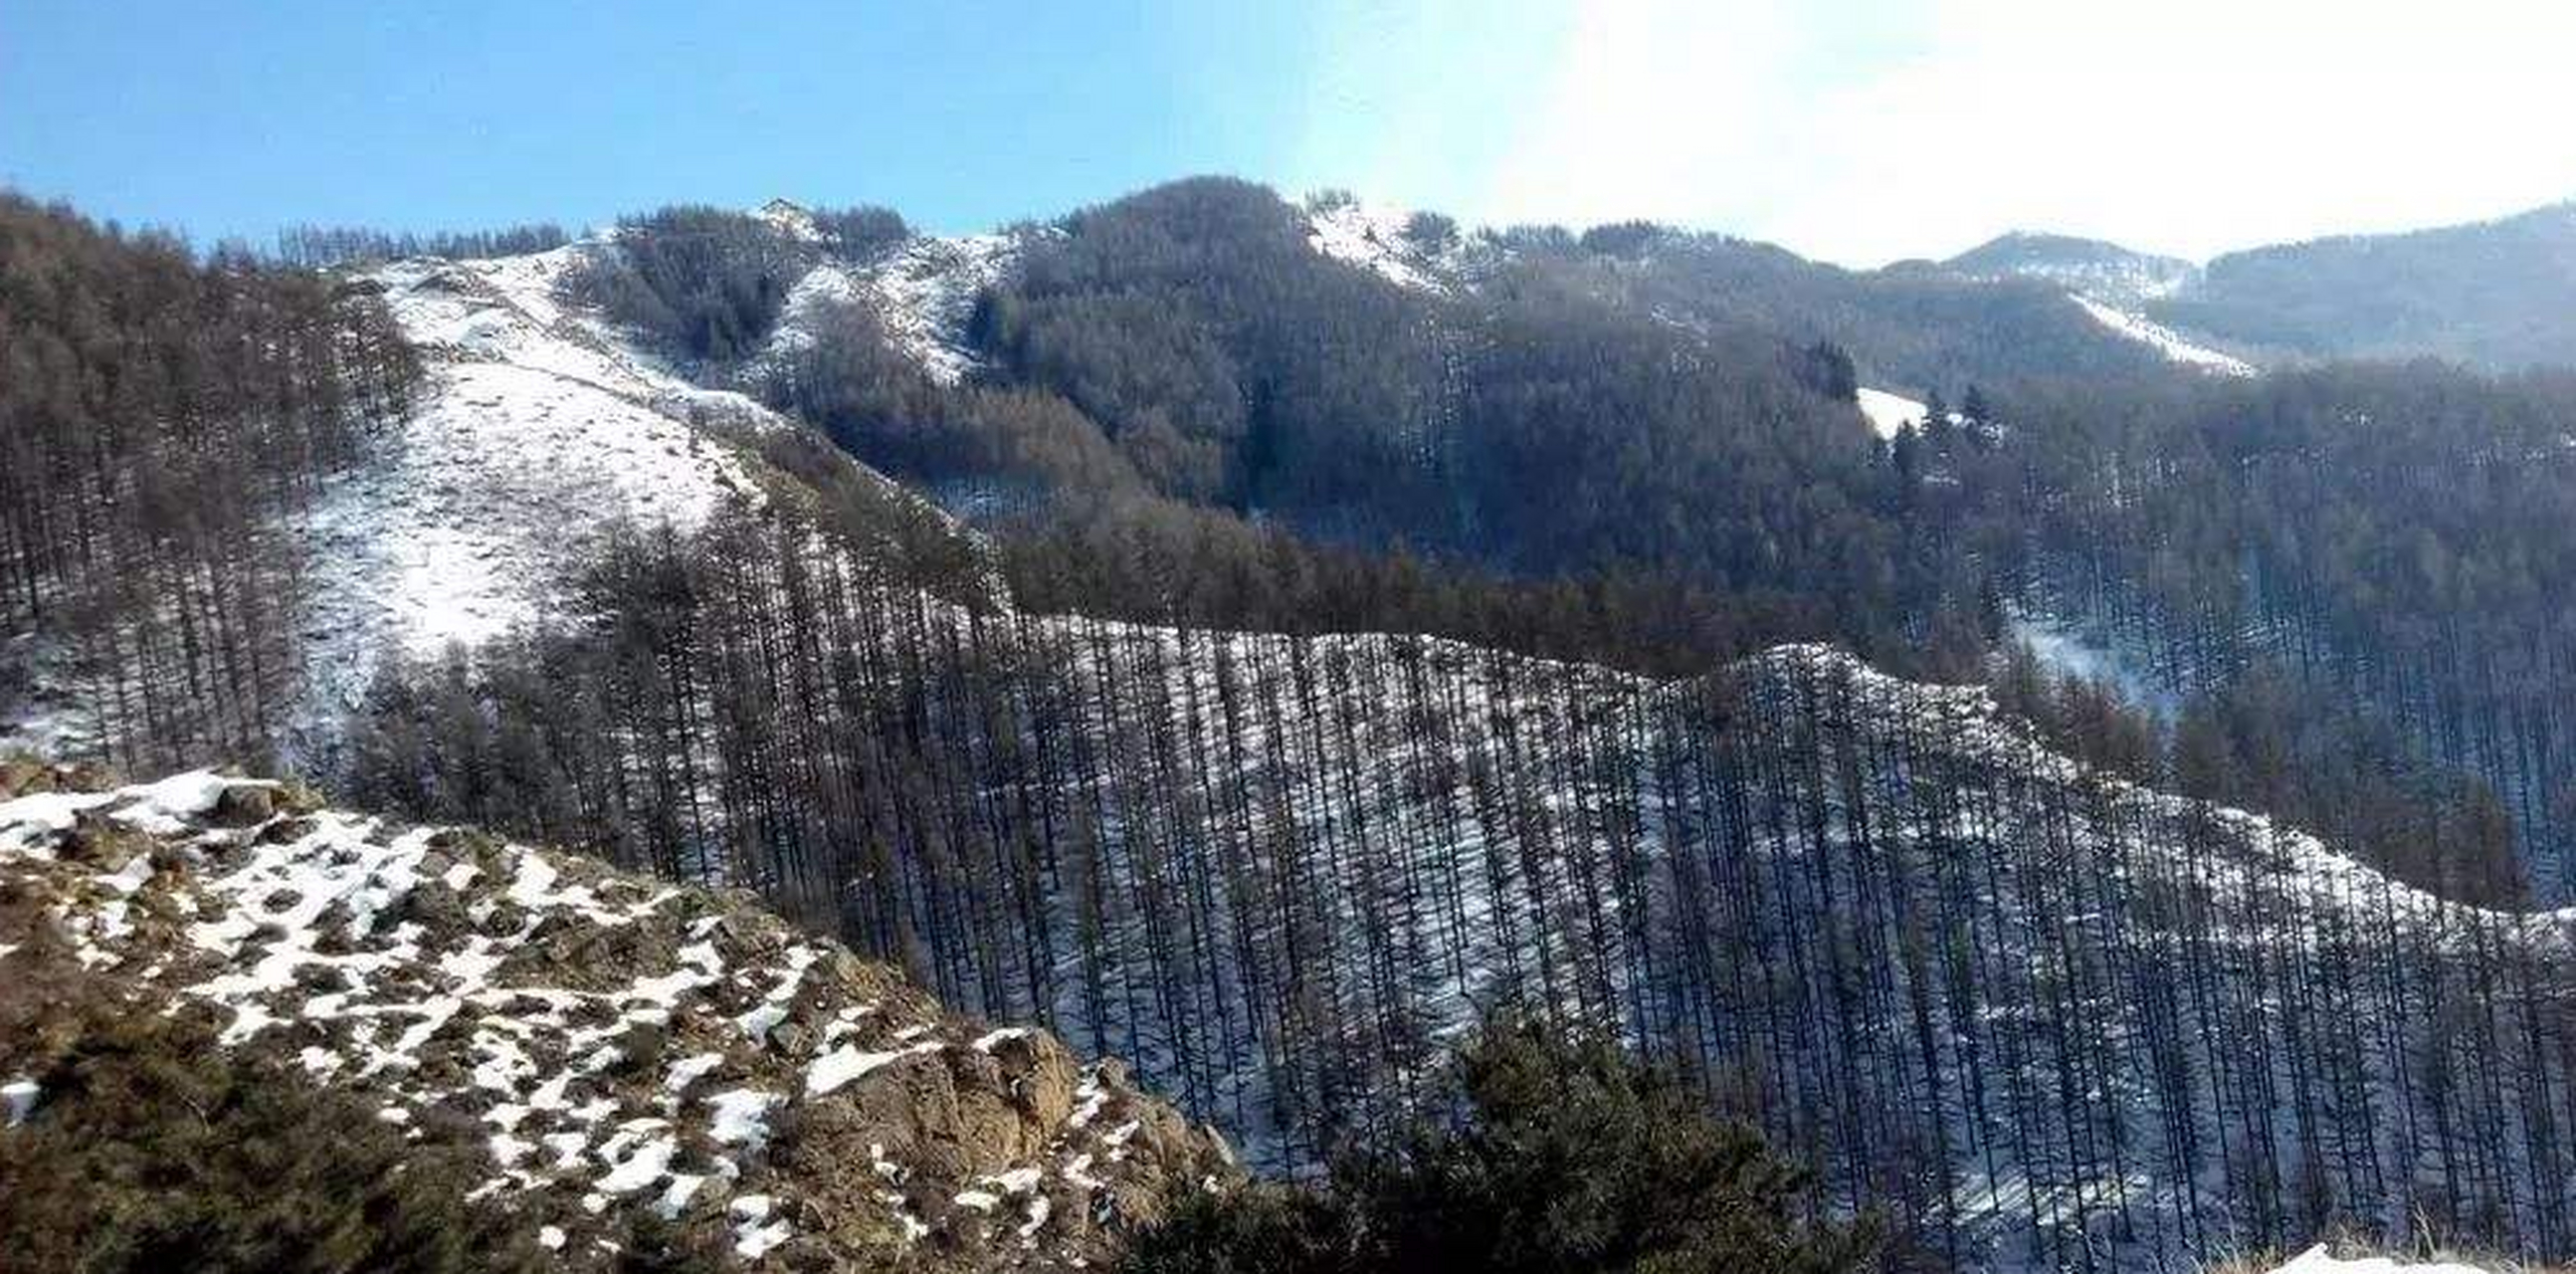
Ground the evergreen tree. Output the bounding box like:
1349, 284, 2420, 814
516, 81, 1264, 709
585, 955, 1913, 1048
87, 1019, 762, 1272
1122, 1016, 1882, 1274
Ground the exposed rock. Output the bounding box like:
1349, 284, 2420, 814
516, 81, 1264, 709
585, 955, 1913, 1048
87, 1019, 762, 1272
209, 782, 274, 826
0, 766, 1233, 1270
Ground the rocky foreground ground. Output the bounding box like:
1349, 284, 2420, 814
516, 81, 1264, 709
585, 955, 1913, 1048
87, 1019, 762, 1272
0, 760, 1232, 1269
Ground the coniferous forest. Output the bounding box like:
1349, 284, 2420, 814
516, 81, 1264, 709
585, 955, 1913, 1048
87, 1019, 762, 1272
0, 194, 421, 772
12, 175, 2576, 1271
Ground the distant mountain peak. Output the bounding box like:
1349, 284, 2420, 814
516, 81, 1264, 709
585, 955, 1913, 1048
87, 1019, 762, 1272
1945, 230, 2199, 305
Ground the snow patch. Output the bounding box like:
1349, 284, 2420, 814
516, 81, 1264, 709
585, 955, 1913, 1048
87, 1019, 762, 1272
706, 1089, 782, 1149
1307, 198, 1446, 292
805, 1039, 943, 1097
2271, 1247, 2492, 1274
0, 789, 113, 857
1855, 387, 1925, 440
2072, 294, 2256, 375
2, 1077, 37, 1126
971, 1026, 1031, 1052
730, 1193, 793, 1259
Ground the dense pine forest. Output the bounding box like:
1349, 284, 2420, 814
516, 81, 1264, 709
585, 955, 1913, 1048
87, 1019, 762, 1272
1988, 365, 2576, 900
2146, 202, 2576, 368
0, 194, 420, 772
341, 494, 2576, 1268
13, 178, 2576, 1271
726, 182, 2564, 901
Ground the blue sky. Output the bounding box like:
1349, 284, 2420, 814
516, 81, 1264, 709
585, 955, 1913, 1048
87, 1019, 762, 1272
7, 1, 2575, 266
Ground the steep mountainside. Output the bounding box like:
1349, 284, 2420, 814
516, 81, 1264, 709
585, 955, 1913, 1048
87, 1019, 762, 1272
18, 181, 2576, 1274
352, 511, 2576, 1272
1539, 226, 2205, 393
0, 761, 1227, 1269
0, 176, 2249, 768
0, 206, 976, 774
287, 249, 778, 764
1280, 195, 2201, 397
0, 195, 420, 772
1296, 191, 2576, 387
97, 208, 2566, 1272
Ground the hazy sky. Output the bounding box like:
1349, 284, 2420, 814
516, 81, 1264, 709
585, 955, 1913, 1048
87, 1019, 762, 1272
6, 0, 2573, 266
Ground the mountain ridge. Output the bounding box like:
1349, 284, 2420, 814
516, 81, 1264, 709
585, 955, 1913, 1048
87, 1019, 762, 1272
15, 177, 2576, 1272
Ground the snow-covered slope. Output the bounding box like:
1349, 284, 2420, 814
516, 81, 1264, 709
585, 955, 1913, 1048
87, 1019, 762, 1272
283, 217, 998, 770
1301, 194, 1512, 295
2071, 293, 2257, 375
1856, 386, 1927, 438
1305, 197, 1448, 292
1942, 231, 2260, 375
284, 248, 792, 763
753, 229, 1023, 385
2271, 1248, 2494, 1274
854, 232, 1023, 383
0, 762, 1226, 1268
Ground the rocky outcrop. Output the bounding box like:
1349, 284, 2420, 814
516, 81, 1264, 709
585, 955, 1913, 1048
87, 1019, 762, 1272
0, 761, 1231, 1269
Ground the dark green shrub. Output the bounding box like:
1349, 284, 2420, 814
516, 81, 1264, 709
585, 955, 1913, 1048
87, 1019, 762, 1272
0, 1006, 549, 1274
1124, 1016, 1881, 1274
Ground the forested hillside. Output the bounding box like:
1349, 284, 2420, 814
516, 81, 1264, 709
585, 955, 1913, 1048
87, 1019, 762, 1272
1944, 232, 2199, 308
954, 180, 1918, 608
744, 182, 2574, 906
13, 176, 2576, 1272
342, 495, 2576, 1268
1944, 201, 2576, 372
1985, 364, 2576, 899
0, 195, 421, 771
2154, 203, 2576, 368
1519, 222, 2192, 394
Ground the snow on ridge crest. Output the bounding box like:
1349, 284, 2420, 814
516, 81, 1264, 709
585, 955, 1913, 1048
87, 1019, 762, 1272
1737, 641, 2575, 933
755, 230, 1025, 386
1306, 196, 1450, 292
757, 198, 823, 244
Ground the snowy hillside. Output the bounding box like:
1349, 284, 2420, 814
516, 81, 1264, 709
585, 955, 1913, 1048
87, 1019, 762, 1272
1942, 231, 2258, 375
1301, 194, 1511, 294
2071, 293, 2257, 375
285, 247, 788, 763
282, 219, 987, 769
278, 246, 2571, 1264
917, 628, 2576, 1269
1856, 386, 1928, 438
750, 215, 1027, 385
0, 762, 1226, 1268
416, 462, 2576, 1273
